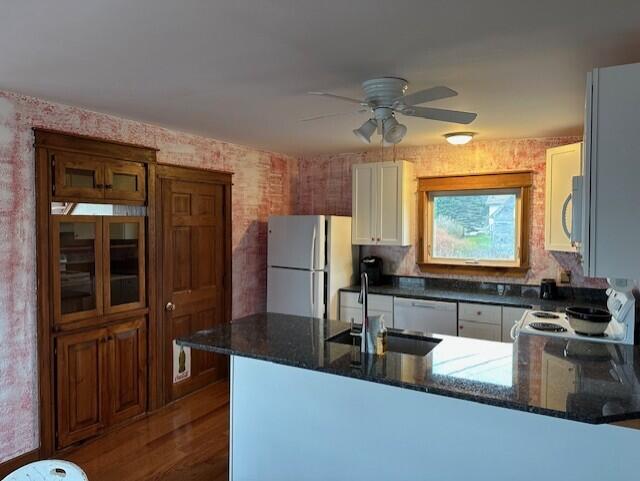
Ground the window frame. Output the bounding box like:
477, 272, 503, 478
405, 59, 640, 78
417, 171, 533, 273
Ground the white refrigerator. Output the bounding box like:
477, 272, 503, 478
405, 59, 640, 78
267, 215, 355, 319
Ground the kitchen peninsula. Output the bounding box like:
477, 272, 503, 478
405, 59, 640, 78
180, 313, 640, 481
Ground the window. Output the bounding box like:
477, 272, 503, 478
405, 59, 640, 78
418, 172, 532, 270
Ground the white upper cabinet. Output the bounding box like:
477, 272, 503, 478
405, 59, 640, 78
544, 142, 582, 252
581, 62, 640, 279
352, 160, 414, 246
352, 162, 378, 245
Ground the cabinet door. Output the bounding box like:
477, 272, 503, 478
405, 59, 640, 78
52, 151, 105, 200
52, 216, 103, 326
103, 217, 146, 314
352, 163, 377, 245
56, 328, 108, 448
340, 305, 362, 324
544, 143, 581, 252
377, 161, 403, 245
104, 160, 146, 203
107, 318, 147, 425
458, 320, 501, 341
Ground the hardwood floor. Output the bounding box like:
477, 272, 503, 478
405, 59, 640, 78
64, 380, 230, 481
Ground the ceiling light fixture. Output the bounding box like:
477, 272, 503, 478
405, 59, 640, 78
444, 132, 475, 145
353, 119, 378, 144
383, 116, 407, 144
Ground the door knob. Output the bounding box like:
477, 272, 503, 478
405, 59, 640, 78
165, 302, 176, 312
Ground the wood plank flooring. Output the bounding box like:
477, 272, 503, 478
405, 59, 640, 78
65, 381, 230, 481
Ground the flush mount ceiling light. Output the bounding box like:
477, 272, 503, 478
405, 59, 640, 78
353, 119, 378, 144
383, 116, 407, 144
444, 132, 475, 145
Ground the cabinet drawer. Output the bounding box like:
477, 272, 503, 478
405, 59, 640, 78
340, 291, 393, 312
458, 320, 501, 342
458, 303, 502, 325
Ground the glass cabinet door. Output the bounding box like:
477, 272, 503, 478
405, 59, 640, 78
103, 217, 146, 313
104, 161, 146, 203
52, 151, 105, 200
52, 216, 103, 325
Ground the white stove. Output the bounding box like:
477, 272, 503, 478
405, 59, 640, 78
511, 281, 638, 345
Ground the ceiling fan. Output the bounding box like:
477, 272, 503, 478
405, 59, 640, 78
304, 77, 477, 144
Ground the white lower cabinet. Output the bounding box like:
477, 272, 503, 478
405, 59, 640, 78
339, 292, 528, 343
339, 292, 393, 328
458, 320, 501, 342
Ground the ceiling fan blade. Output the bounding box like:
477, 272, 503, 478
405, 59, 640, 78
393, 86, 458, 107
308, 91, 369, 106
399, 106, 477, 124
300, 109, 368, 122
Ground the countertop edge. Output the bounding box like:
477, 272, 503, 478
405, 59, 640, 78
177, 338, 636, 425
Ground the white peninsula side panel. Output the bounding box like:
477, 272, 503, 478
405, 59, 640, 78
230, 356, 638, 481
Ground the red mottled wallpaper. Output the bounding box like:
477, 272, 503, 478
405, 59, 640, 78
0, 90, 297, 463
0, 89, 605, 465
297, 140, 606, 288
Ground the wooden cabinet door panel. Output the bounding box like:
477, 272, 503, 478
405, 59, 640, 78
104, 160, 146, 203
51, 216, 104, 327
162, 179, 226, 401
52, 151, 105, 200
107, 318, 147, 425
103, 216, 146, 314
56, 328, 108, 448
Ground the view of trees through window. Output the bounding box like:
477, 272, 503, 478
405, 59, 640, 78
432, 192, 517, 261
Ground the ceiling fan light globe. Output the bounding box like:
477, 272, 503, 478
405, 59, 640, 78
353, 119, 377, 144
383, 117, 407, 144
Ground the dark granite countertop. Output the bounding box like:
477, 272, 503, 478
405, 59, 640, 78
340, 284, 605, 311
178, 312, 640, 425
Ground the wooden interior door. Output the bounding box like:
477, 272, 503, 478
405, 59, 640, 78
55, 328, 108, 448
161, 178, 227, 401
107, 318, 147, 425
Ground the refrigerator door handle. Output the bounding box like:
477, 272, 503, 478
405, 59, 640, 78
310, 226, 316, 271
310, 272, 315, 314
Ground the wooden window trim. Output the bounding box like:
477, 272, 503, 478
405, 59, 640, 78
417, 171, 533, 275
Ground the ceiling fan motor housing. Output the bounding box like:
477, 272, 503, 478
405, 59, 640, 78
362, 77, 408, 109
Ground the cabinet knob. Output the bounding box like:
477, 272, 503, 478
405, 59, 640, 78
105, 184, 113, 189
165, 302, 176, 312
95, 183, 104, 189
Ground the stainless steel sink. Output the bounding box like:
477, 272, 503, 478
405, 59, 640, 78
327, 329, 441, 357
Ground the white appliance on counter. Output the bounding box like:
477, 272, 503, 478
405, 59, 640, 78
393, 297, 458, 336
511, 280, 638, 345
267, 215, 355, 319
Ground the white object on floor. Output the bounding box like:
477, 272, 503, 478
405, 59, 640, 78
2, 461, 88, 481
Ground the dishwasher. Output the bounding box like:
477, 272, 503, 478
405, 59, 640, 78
393, 297, 458, 336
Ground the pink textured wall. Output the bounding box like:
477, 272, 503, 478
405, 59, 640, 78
0, 90, 297, 463
297, 139, 606, 288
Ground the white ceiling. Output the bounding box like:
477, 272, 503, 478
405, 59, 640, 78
2, 0, 640, 155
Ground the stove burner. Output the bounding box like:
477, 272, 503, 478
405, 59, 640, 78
532, 311, 560, 319
529, 321, 567, 332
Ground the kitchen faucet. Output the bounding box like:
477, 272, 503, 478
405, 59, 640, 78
356, 272, 369, 354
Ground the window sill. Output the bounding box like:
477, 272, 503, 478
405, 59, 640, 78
417, 262, 530, 277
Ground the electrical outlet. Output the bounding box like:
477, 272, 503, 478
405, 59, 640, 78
559, 269, 572, 285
